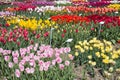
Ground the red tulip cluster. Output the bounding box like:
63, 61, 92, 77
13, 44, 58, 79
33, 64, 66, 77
51, 14, 120, 26
51, 15, 90, 24
72, 1, 111, 7
5, 4, 36, 11
0, 27, 40, 45
87, 15, 120, 26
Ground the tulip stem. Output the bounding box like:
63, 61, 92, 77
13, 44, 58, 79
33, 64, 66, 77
50, 28, 54, 46
98, 24, 102, 39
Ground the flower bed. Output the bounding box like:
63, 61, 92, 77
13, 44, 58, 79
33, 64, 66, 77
0, 0, 120, 80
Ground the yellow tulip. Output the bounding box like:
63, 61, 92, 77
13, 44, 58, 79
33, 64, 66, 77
103, 59, 109, 64
91, 62, 96, 66
88, 55, 92, 59
75, 52, 79, 56
95, 52, 100, 58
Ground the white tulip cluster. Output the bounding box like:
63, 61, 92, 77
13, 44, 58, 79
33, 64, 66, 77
28, 6, 65, 15
54, 0, 71, 5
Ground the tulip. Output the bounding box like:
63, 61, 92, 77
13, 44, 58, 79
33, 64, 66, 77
5, 23, 10, 27
61, 33, 65, 38
15, 69, 21, 78
91, 28, 95, 31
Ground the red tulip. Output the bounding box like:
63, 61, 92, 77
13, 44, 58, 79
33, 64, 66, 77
7, 37, 12, 42
61, 34, 65, 38
9, 32, 13, 37
100, 29, 103, 32
17, 42, 20, 46
13, 38, 17, 42
75, 29, 79, 33
13, 29, 17, 33
36, 34, 40, 39
32, 31, 36, 35
30, 40, 34, 44
91, 28, 95, 31
25, 37, 29, 41
43, 32, 49, 37
5, 23, 10, 27
117, 40, 120, 44
3, 40, 6, 44
0, 37, 4, 42
63, 29, 67, 33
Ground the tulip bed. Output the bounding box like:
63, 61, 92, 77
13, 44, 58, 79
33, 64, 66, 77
0, 0, 120, 80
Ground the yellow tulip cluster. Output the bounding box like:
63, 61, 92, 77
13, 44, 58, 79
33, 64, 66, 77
107, 4, 120, 10
6, 16, 58, 30
75, 38, 120, 65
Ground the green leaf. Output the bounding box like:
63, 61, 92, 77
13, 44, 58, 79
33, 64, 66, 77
111, 39, 116, 44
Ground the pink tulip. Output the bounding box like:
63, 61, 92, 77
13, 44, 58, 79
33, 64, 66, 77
59, 48, 64, 54
42, 53, 48, 58
29, 53, 34, 59
20, 52, 26, 58
15, 69, 21, 78
30, 68, 35, 73
39, 60, 44, 66
44, 61, 50, 67
34, 47, 37, 51
37, 51, 41, 55
13, 57, 18, 64
19, 64, 24, 72
23, 56, 30, 62
65, 61, 70, 66
52, 60, 56, 66
47, 52, 53, 58
34, 55, 39, 60
44, 66, 48, 71
25, 67, 31, 74
8, 62, 13, 68
12, 51, 19, 58
59, 64, 64, 70
35, 43, 39, 48
55, 53, 60, 57
64, 47, 71, 53
19, 60, 26, 65
0, 48, 3, 53
39, 66, 43, 71
4, 56, 10, 61
56, 57, 62, 64
29, 59, 35, 67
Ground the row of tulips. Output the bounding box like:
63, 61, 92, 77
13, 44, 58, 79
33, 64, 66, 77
107, 3, 120, 10
27, 6, 119, 16
6, 17, 58, 30
12, 1, 71, 6
28, 6, 65, 13
72, 1, 111, 7
51, 15, 90, 24
51, 14, 120, 26
0, 11, 14, 17
5, 5, 36, 12
65, 6, 117, 15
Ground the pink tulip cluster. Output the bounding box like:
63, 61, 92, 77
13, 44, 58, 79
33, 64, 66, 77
0, 44, 73, 78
